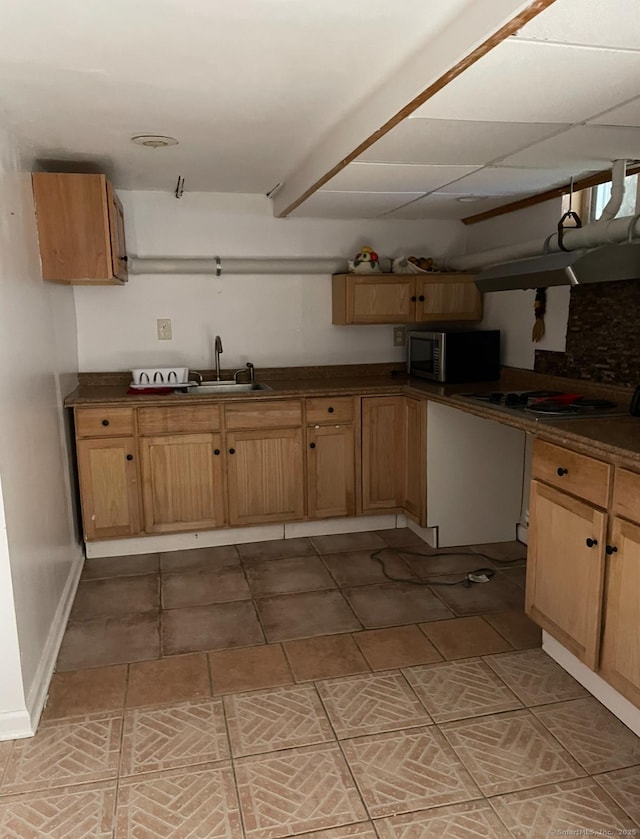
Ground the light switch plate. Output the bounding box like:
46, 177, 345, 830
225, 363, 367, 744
157, 318, 172, 340
393, 326, 406, 347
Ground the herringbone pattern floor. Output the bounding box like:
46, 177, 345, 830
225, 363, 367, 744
0, 532, 638, 837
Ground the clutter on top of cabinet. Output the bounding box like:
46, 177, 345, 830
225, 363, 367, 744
392, 256, 437, 274
348, 245, 382, 273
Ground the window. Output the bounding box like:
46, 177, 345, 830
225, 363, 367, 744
590, 172, 640, 221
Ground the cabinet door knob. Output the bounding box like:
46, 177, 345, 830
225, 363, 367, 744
126, 454, 133, 461
418, 295, 425, 302
586, 537, 598, 548
213, 449, 220, 455
228, 448, 235, 455
327, 406, 334, 413
309, 442, 316, 449
557, 467, 568, 476
410, 296, 417, 302
102, 419, 110, 427
606, 544, 618, 555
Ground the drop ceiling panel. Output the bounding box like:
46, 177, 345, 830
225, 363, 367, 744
384, 193, 526, 220
326, 162, 480, 193
357, 119, 569, 165
412, 40, 640, 124
515, 0, 640, 50
440, 166, 587, 195
501, 125, 640, 169
592, 97, 640, 128
290, 191, 423, 218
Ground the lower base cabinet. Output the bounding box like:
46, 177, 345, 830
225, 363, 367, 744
226, 427, 304, 525
140, 433, 225, 533
361, 396, 405, 512
307, 424, 355, 519
403, 397, 426, 525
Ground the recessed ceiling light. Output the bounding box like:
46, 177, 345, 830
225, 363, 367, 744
131, 135, 179, 148
456, 196, 488, 203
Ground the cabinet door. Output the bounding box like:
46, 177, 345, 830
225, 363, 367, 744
140, 433, 225, 533
361, 396, 405, 512
526, 480, 606, 668
599, 517, 640, 707
415, 275, 481, 322
307, 424, 355, 519
334, 275, 415, 324
106, 181, 128, 282
227, 428, 304, 525
77, 437, 141, 541
403, 397, 426, 526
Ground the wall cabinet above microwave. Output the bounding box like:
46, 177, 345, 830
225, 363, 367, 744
32, 173, 128, 285
331, 273, 481, 325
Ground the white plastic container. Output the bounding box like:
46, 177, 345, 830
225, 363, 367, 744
131, 367, 189, 386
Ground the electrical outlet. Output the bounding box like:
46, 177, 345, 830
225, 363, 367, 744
393, 326, 406, 347
157, 318, 172, 340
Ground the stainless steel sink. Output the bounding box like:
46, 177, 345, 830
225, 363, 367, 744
177, 382, 272, 395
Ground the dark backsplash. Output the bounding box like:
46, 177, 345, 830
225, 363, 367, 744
535, 278, 640, 388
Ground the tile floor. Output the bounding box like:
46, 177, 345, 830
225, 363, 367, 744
0, 529, 639, 837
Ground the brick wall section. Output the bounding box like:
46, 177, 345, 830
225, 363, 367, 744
535, 279, 640, 387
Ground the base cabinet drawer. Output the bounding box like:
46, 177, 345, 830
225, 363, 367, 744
76, 407, 134, 438
532, 439, 611, 508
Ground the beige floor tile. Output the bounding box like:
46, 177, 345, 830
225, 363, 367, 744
428, 573, 524, 616
401, 548, 482, 578
245, 555, 336, 596
235, 743, 367, 839
56, 614, 159, 671
471, 541, 528, 562
81, 553, 159, 581
420, 615, 513, 660
224, 683, 334, 757
257, 589, 360, 642
237, 537, 315, 561
0, 739, 14, 784
126, 653, 210, 707
320, 550, 415, 587
404, 659, 522, 723
316, 671, 431, 738
161, 566, 250, 609
43, 665, 127, 720
0, 780, 116, 839
354, 625, 442, 671
161, 600, 264, 655
284, 634, 370, 682
311, 531, 388, 554
533, 697, 640, 773
2, 714, 122, 795
483, 610, 542, 649
70, 575, 159, 620
344, 582, 452, 628
115, 763, 242, 838
440, 709, 584, 797
120, 699, 229, 776
375, 528, 433, 549
490, 777, 637, 839
483, 648, 588, 706
342, 726, 479, 819
284, 826, 377, 839
375, 800, 512, 838
210, 644, 293, 694
595, 765, 640, 823
160, 544, 240, 574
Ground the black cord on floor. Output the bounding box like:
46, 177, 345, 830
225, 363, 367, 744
370, 545, 525, 589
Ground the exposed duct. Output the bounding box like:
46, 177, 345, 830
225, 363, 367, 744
447, 160, 640, 291
129, 257, 354, 276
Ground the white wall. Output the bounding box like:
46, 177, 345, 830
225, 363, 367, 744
0, 127, 82, 738
466, 200, 570, 369
74, 191, 465, 371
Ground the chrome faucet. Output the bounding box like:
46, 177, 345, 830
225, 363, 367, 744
233, 362, 255, 384
214, 335, 223, 381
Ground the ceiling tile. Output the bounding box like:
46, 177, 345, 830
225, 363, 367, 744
384, 193, 523, 220
357, 119, 569, 165
591, 97, 640, 127
500, 124, 640, 169
412, 40, 640, 124
515, 0, 640, 51
290, 191, 424, 218
438, 166, 585, 195
325, 162, 480, 193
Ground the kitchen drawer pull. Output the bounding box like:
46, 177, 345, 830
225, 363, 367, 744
228, 448, 235, 455
102, 419, 110, 427
213, 449, 221, 455
126, 454, 133, 461
309, 442, 316, 449
327, 406, 334, 413
557, 467, 568, 476
586, 537, 598, 548
606, 544, 618, 555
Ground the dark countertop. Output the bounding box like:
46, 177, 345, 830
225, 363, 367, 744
64, 365, 640, 467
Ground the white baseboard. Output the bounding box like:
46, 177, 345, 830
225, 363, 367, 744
516, 523, 528, 545
24, 544, 85, 735
543, 632, 640, 737
86, 514, 407, 558
406, 519, 438, 548
0, 708, 34, 741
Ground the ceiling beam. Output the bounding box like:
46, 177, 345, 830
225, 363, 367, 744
460, 164, 640, 225
272, 0, 557, 218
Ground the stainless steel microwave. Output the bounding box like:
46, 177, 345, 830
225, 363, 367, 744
407, 329, 501, 384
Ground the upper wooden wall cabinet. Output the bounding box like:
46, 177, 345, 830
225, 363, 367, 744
332, 273, 481, 325
32, 173, 128, 284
